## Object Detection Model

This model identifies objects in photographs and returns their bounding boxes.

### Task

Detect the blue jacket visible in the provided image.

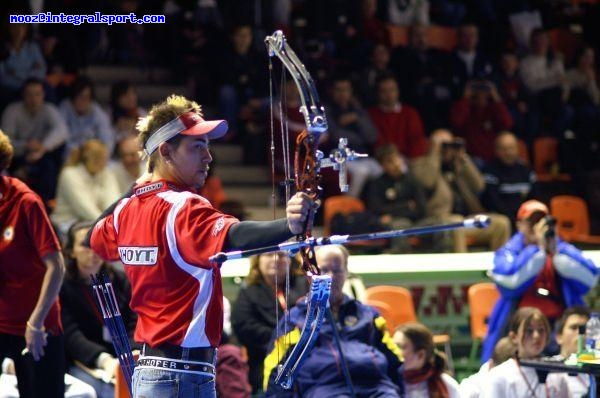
[482,233,598,362]
[264,295,404,397]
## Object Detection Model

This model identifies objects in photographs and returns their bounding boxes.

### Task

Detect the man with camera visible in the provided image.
[411,128,511,252]
[481,200,598,362]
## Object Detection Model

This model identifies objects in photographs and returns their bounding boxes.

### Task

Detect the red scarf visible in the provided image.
[404,364,449,398]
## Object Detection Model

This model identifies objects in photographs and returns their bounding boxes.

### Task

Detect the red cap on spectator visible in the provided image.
[517,200,549,221]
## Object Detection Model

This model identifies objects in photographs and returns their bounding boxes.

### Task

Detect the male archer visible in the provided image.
[89,95,313,398]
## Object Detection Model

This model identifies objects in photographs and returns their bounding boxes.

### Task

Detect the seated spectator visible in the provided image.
[367,144,451,253]
[0,23,46,107]
[60,221,137,398]
[360,0,388,46]
[326,75,382,198]
[449,23,494,98]
[358,43,394,107]
[264,245,404,397]
[459,337,516,398]
[231,251,308,395]
[555,306,591,397]
[493,50,535,146]
[565,45,600,171]
[411,129,511,252]
[482,200,598,362]
[59,76,115,156]
[109,136,144,194]
[484,307,571,397]
[393,24,454,132]
[393,322,460,397]
[382,0,430,26]
[368,74,428,159]
[109,80,146,141]
[51,139,121,235]
[1,77,68,203]
[519,28,572,138]
[449,79,513,164]
[217,25,268,144]
[482,131,538,226]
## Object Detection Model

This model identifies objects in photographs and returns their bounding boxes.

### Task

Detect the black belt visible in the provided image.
[142,343,217,365]
[137,357,216,375]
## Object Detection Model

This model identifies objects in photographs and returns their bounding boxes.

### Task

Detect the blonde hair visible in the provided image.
[0,130,14,171]
[65,139,108,167]
[136,95,203,172]
[245,252,302,286]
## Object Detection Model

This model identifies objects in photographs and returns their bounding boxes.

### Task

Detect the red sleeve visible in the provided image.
[175,197,239,268]
[90,214,120,261]
[492,101,513,130]
[406,107,427,158]
[22,193,61,259]
[449,98,471,130]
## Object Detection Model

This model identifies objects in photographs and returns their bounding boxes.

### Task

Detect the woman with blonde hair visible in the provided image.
[51,139,121,235]
[394,322,460,397]
[231,251,308,394]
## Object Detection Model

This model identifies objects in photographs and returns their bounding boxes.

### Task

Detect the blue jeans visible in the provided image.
[133,367,216,398]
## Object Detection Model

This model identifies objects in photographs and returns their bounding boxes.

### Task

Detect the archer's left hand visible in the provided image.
[286,192,315,235]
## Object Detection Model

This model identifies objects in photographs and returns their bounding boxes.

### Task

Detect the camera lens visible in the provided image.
[544,215,556,238]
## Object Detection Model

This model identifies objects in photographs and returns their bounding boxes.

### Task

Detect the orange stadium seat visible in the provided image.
[467,283,500,363]
[533,137,571,182]
[550,195,600,244]
[386,24,456,51]
[365,285,454,372]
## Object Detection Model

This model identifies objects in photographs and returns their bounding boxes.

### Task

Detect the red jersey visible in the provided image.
[0,176,62,336]
[90,180,238,348]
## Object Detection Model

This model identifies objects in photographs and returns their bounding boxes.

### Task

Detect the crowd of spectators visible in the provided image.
[2,0,600,247]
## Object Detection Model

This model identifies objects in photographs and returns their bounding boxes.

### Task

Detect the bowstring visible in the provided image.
[270,59,292,366]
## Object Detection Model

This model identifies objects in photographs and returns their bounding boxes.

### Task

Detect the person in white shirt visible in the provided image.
[555,307,591,398]
[51,139,121,236]
[459,336,516,398]
[484,307,571,398]
[1,77,68,202]
[109,136,144,194]
[394,322,460,398]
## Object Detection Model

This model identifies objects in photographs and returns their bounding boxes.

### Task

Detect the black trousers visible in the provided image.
[0,332,65,398]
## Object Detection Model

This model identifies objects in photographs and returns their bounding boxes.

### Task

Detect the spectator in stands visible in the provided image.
[0,130,66,398]
[393,24,454,132]
[554,306,591,397]
[449,23,494,97]
[218,25,268,144]
[381,0,430,26]
[411,128,511,252]
[51,139,121,235]
[109,136,144,194]
[393,322,460,397]
[459,337,516,398]
[484,307,570,397]
[59,75,115,156]
[482,200,598,362]
[110,80,146,141]
[366,144,444,253]
[449,79,513,163]
[231,251,308,394]
[493,50,535,146]
[1,77,68,203]
[326,75,382,198]
[358,43,394,107]
[360,0,388,46]
[0,23,46,106]
[264,245,404,397]
[60,221,137,398]
[519,28,572,139]
[565,45,600,171]
[482,131,538,225]
[368,74,428,159]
